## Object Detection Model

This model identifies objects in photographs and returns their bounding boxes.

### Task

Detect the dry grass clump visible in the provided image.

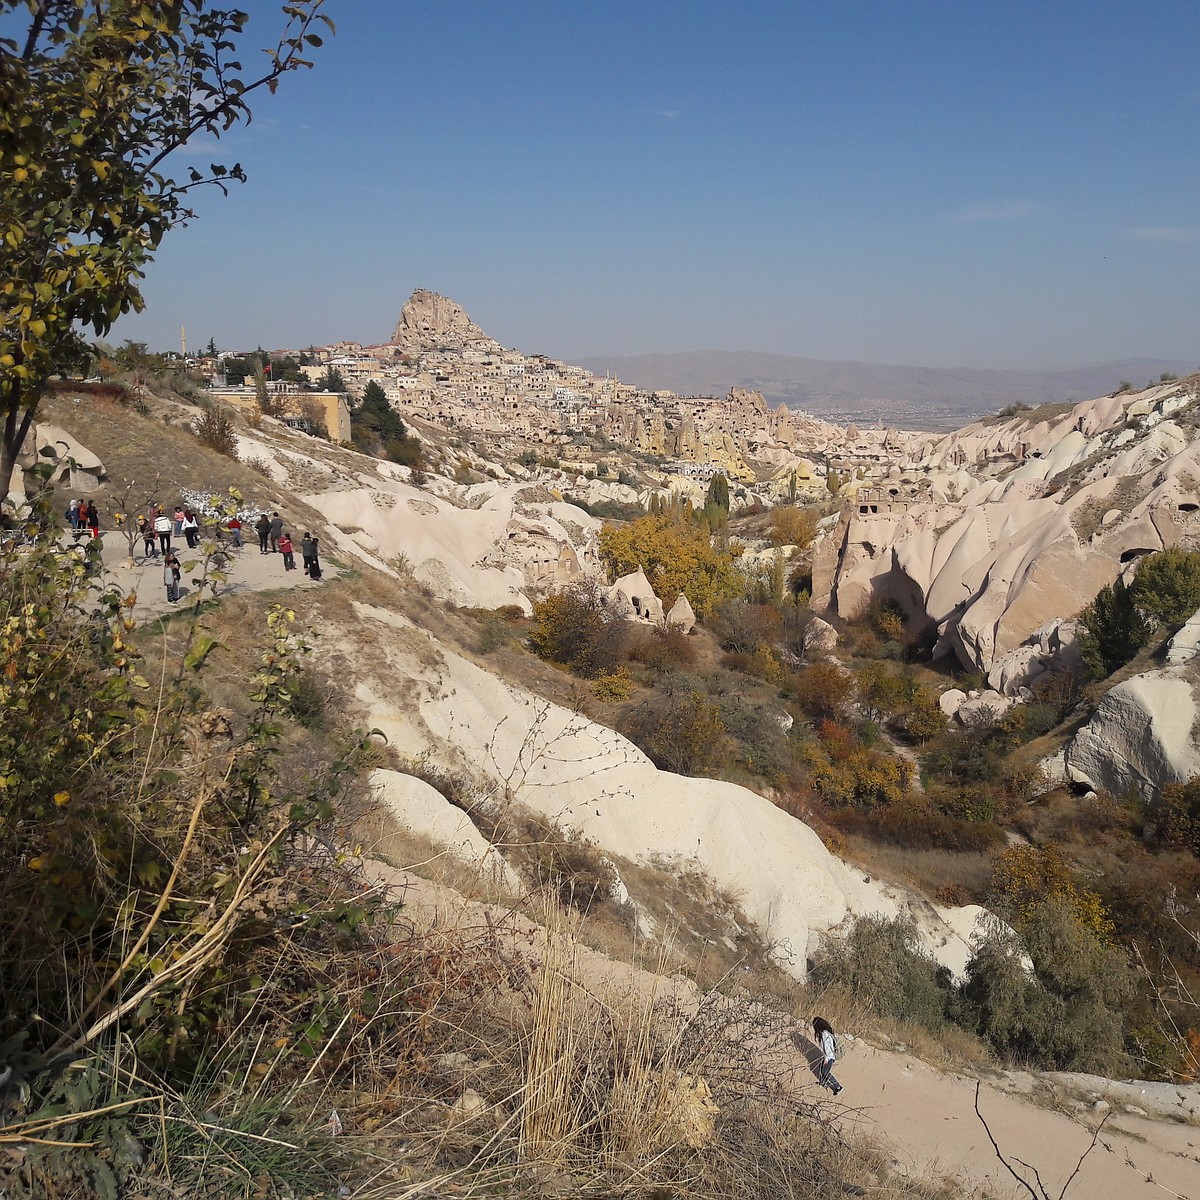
[336,902,952,1200]
[20,884,946,1200]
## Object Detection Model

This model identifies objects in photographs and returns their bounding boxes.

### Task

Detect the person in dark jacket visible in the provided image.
[300,532,317,576]
[138,512,156,558]
[85,500,99,538]
[268,511,284,553]
[164,551,181,602]
[255,513,271,554]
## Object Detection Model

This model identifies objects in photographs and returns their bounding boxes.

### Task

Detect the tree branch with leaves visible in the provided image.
[0,0,333,502]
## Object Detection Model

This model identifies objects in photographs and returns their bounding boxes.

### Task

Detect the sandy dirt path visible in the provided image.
[68,530,335,617]
[837,1041,1198,1199]
[370,862,1200,1200]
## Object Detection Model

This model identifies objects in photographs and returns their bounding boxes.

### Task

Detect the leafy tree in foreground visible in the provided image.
[0,0,333,501]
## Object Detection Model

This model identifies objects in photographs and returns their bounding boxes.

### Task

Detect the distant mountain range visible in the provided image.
[575,351,1199,430]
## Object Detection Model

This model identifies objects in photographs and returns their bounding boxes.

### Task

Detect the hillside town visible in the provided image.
[198,288,922,491]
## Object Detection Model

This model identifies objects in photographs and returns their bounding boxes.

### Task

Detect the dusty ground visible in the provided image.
[366,856,1200,1200]
[64,529,335,619]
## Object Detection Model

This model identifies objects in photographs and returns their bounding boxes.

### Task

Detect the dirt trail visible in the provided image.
[365,859,1200,1200]
[69,531,334,618]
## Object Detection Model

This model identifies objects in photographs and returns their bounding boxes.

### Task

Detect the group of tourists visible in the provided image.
[134,504,206,556]
[66,498,100,538]
[60,497,324,603]
[252,511,321,578]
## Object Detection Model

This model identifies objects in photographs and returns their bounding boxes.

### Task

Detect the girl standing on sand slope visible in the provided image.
[812,1017,843,1096]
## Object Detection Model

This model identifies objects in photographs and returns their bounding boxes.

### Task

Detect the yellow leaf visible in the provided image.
[28,857,43,871]
[54,791,70,807]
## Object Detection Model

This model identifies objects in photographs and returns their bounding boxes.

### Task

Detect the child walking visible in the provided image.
[164,552,181,603]
[812,1017,843,1096]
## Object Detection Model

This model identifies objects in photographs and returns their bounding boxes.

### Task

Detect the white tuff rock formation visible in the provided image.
[341,600,987,982]
[814,380,1200,672]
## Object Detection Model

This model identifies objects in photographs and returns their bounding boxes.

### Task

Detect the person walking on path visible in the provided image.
[154,508,172,553]
[67,498,81,534]
[812,1017,843,1096]
[173,505,185,535]
[268,511,284,553]
[278,532,296,571]
[138,513,157,559]
[85,500,100,539]
[255,513,271,554]
[182,509,200,549]
[228,515,243,549]
[163,551,181,603]
[300,532,317,576]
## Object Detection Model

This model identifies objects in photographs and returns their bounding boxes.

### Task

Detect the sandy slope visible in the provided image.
[370,861,1200,1200]
[843,1043,1198,1200]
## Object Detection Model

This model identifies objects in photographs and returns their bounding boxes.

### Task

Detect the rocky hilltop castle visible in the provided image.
[293,289,899,487]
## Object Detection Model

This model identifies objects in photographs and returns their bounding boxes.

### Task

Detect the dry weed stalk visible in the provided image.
[974,1080,1111,1200]
[517,903,589,1162]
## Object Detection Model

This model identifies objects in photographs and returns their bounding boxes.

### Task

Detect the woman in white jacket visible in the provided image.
[812,1016,843,1095]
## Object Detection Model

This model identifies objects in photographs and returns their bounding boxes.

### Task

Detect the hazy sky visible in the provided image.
[112,0,1199,370]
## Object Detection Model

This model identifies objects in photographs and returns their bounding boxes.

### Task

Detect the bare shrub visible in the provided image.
[710,599,781,653]
[620,687,729,776]
[629,622,696,672]
[193,402,239,458]
[502,814,618,911]
[528,580,627,678]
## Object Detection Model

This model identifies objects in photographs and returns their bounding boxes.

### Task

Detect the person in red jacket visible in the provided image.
[278,531,295,571]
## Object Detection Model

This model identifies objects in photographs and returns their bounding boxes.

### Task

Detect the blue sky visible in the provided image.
[112,0,1200,370]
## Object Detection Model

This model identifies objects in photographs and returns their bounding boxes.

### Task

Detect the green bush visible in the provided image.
[528,581,627,678]
[814,915,950,1029]
[1077,576,1151,678]
[1077,550,1200,679]
[193,402,239,457]
[959,900,1136,1073]
[619,689,728,776]
[1132,547,1200,626]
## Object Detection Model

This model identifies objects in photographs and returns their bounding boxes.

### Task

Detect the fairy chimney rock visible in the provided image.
[666,593,696,634]
[610,569,665,624]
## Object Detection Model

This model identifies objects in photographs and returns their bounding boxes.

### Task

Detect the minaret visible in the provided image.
[181,324,187,358]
